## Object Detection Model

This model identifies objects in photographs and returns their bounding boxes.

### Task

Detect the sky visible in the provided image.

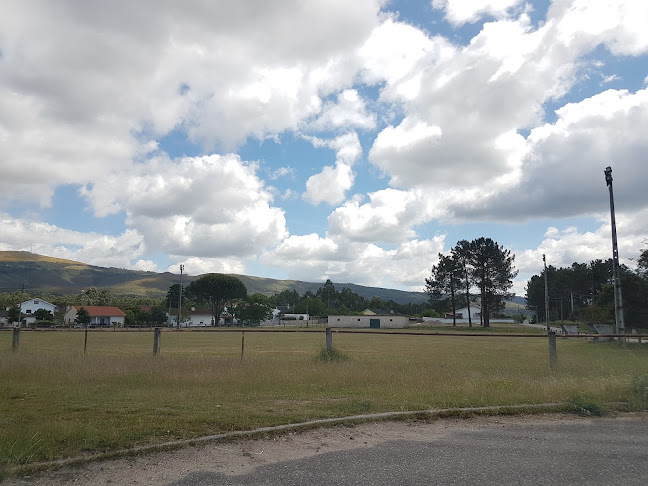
[1,0,647,297]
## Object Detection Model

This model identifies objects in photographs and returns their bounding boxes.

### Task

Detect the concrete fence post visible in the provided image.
[325,327,333,350]
[548,331,557,369]
[153,327,161,355]
[12,327,19,351]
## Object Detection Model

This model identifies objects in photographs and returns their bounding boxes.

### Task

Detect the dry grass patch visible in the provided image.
[1,329,647,476]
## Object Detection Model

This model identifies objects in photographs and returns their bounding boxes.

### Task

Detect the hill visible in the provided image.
[0,251,429,305]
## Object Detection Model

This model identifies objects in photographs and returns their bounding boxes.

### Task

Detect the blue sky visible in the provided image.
[1,0,647,296]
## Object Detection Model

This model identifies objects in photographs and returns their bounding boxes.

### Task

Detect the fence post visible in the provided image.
[325,327,333,350]
[548,331,557,369]
[84,327,89,355]
[12,327,19,351]
[241,331,245,360]
[153,327,161,355]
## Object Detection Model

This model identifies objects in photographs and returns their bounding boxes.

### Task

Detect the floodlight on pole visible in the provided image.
[604,166,625,344]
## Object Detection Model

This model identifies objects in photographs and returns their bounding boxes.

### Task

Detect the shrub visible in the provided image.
[30,320,55,328]
[629,375,648,404]
[316,346,349,362]
[566,393,605,416]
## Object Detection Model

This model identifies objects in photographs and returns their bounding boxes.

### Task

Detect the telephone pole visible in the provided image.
[604,166,625,344]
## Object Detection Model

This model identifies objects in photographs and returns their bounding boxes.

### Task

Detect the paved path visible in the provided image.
[165,415,648,486]
[12,413,648,486]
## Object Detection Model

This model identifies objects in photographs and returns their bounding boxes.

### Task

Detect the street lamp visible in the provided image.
[604,166,625,344]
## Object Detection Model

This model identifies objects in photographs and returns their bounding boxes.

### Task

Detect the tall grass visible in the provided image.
[1,329,647,473]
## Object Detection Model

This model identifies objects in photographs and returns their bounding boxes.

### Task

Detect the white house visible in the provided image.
[328,314,409,329]
[64,306,126,327]
[20,298,57,325]
[186,308,236,327]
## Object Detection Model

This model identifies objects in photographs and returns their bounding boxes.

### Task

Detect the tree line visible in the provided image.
[166,275,439,326]
[424,237,517,327]
[525,246,648,328]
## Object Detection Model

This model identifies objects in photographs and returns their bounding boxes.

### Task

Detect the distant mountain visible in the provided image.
[0,251,429,305]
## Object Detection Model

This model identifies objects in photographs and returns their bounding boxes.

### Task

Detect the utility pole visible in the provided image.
[177,264,184,330]
[543,254,550,333]
[604,166,625,344]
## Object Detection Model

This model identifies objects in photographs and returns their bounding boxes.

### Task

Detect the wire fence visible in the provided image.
[3,325,648,361]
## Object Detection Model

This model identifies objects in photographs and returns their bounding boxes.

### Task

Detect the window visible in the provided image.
[26,309,32,314]
[34,300,39,304]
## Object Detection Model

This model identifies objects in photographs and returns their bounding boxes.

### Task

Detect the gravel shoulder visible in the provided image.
[8,412,642,486]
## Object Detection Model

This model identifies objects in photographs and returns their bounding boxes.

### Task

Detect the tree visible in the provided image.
[452,240,475,327]
[165,284,185,309]
[638,244,648,279]
[186,274,247,326]
[316,279,337,309]
[147,305,167,326]
[8,305,20,325]
[467,237,517,327]
[76,307,91,327]
[234,293,273,324]
[425,254,462,326]
[33,308,54,321]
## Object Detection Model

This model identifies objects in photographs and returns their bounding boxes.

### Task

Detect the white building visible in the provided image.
[186,308,236,327]
[64,306,126,327]
[328,315,409,329]
[20,298,57,325]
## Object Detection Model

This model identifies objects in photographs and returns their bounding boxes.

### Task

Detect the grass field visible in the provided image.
[1,327,648,475]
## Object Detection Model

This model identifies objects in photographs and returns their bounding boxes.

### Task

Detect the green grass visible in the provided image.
[1,329,648,474]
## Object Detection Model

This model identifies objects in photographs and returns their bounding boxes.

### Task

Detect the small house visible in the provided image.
[19,298,57,325]
[64,306,126,327]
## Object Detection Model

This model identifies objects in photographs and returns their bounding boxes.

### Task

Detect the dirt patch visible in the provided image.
[4,413,616,486]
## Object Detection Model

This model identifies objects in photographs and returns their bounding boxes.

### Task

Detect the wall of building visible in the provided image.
[328,315,409,329]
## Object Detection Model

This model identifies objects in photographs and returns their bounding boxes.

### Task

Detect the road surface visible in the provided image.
[9,413,648,485]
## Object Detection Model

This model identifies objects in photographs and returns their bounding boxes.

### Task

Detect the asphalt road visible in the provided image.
[167,416,648,486]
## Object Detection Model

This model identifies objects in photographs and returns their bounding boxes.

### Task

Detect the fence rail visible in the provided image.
[4,326,647,368]
[2,326,648,339]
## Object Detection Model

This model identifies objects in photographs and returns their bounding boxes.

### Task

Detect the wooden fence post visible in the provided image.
[241,331,245,360]
[12,327,19,351]
[153,327,161,355]
[325,327,333,350]
[84,327,89,355]
[548,331,557,369]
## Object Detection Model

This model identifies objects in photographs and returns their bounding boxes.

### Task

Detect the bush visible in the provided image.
[566,393,605,416]
[629,375,648,404]
[316,346,348,361]
[30,320,55,328]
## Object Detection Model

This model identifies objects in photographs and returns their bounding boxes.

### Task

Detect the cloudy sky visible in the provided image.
[1,0,647,296]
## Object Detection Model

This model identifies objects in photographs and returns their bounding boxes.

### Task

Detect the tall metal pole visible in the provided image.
[604,166,625,344]
[177,264,184,330]
[543,254,550,334]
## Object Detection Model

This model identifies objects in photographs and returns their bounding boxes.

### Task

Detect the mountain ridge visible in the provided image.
[0,251,429,305]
